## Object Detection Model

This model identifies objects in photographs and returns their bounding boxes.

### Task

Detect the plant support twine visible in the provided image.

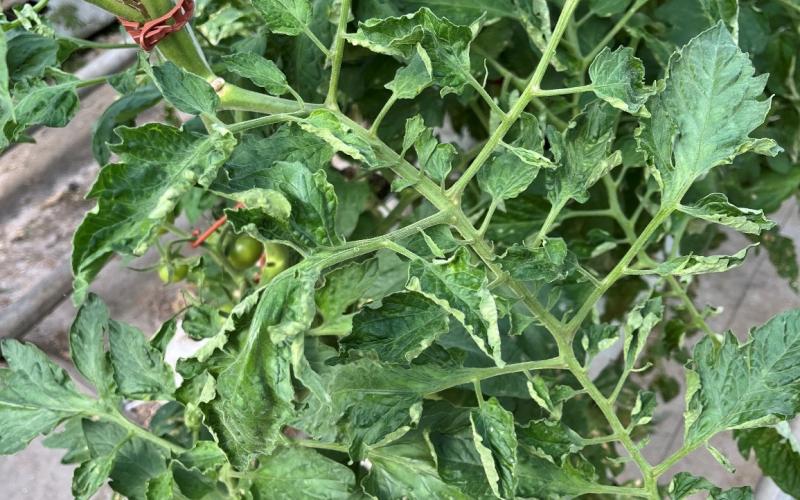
[118,0,194,51]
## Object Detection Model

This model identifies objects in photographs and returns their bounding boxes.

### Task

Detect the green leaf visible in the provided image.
[626,245,754,277]
[341,291,450,364]
[0,340,98,454]
[205,268,318,466]
[385,44,433,100]
[623,297,663,372]
[637,23,780,203]
[72,124,235,301]
[678,193,775,235]
[42,417,90,464]
[4,69,80,145]
[251,0,312,36]
[6,32,58,82]
[516,452,601,498]
[347,8,477,96]
[108,322,176,400]
[735,423,800,498]
[470,398,518,498]
[69,294,115,398]
[91,86,162,165]
[363,438,469,499]
[408,247,504,367]
[225,161,341,249]
[73,455,114,500]
[546,100,622,204]
[630,390,657,427]
[589,46,652,116]
[684,309,800,447]
[222,52,292,96]
[249,447,356,498]
[410,121,456,185]
[0,30,14,150]
[668,472,754,500]
[498,238,576,283]
[151,62,219,115]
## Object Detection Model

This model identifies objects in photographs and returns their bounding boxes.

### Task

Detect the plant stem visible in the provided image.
[218,85,317,114]
[291,438,348,453]
[468,74,506,118]
[139,0,214,78]
[447,0,581,199]
[59,36,139,49]
[532,84,595,97]
[105,410,187,455]
[325,0,352,109]
[477,200,498,237]
[81,0,145,22]
[666,275,716,336]
[531,197,568,248]
[370,94,398,135]
[303,27,332,58]
[226,113,304,134]
[583,0,649,66]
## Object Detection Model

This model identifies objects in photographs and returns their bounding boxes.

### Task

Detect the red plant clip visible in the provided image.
[191,202,245,248]
[118,0,195,51]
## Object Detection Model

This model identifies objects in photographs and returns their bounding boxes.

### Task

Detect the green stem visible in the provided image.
[218,85,317,114]
[468,74,506,118]
[81,0,145,22]
[581,433,619,445]
[291,438,349,453]
[370,94,398,135]
[530,197,568,248]
[325,0,352,109]
[447,0,581,198]
[226,113,305,134]
[477,200,498,237]
[303,27,332,58]
[583,0,649,66]
[105,410,187,455]
[59,36,139,49]
[532,84,595,97]
[139,0,214,78]
[666,275,716,336]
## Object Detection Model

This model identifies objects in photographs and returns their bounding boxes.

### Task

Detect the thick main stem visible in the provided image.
[325,0,352,109]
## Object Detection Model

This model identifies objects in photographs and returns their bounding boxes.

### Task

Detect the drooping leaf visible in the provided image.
[678,193,775,235]
[91,86,162,165]
[385,44,433,100]
[498,238,576,283]
[683,309,800,448]
[299,109,387,169]
[72,124,235,301]
[637,23,780,203]
[3,69,80,145]
[589,46,652,116]
[408,247,504,366]
[623,297,663,372]
[516,419,584,465]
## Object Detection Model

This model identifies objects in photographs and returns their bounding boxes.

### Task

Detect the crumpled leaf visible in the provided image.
[678,193,775,235]
[589,46,652,116]
[470,398,518,498]
[222,52,292,96]
[498,238,576,283]
[347,8,477,96]
[385,44,433,100]
[299,109,388,169]
[251,0,312,36]
[627,245,754,277]
[668,472,753,500]
[249,447,356,497]
[151,62,219,115]
[407,248,504,367]
[735,423,800,498]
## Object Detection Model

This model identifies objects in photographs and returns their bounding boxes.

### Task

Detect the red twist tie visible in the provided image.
[118,0,195,51]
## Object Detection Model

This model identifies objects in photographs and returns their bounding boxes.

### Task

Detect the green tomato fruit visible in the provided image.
[227,235,264,269]
[260,243,290,283]
[158,264,188,283]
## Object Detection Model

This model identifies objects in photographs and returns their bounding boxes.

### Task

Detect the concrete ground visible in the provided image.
[0,84,798,498]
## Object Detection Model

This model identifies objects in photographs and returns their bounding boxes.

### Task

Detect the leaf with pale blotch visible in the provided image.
[408,248,504,367]
[224,161,341,250]
[151,62,218,115]
[470,398,518,498]
[668,472,753,500]
[516,419,583,465]
[679,193,775,235]
[736,423,800,498]
[546,100,622,205]
[69,294,115,398]
[623,297,663,372]
[637,23,780,202]
[222,52,291,96]
[347,8,476,96]
[630,390,657,427]
[516,450,601,498]
[385,44,433,100]
[341,291,449,364]
[251,0,312,36]
[589,46,653,116]
[684,309,800,448]
[626,245,755,277]
[412,124,456,185]
[499,238,576,283]
[72,124,235,302]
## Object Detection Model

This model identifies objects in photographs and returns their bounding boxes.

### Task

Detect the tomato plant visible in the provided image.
[2,0,800,498]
